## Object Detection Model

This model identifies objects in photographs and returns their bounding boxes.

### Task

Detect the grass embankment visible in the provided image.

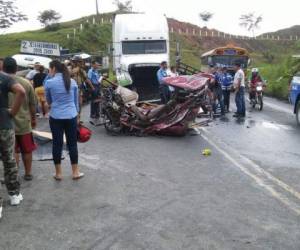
[0,14,113,57]
[252,52,300,99]
[1,14,300,99]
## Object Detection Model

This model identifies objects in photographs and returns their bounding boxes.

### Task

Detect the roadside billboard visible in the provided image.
[21,40,61,57]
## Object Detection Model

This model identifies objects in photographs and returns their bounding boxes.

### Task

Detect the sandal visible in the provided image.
[72,172,85,180]
[53,175,62,181]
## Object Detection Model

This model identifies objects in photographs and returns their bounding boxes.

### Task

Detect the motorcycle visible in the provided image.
[250,81,266,111]
[101,73,212,136]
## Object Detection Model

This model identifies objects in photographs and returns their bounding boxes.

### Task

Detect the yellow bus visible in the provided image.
[201,45,250,73]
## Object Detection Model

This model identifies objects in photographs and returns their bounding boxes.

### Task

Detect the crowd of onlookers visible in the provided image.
[0,55,264,219]
[157,61,264,119]
[0,56,103,219]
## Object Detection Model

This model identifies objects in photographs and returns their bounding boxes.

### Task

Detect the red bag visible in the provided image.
[77,125,92,143]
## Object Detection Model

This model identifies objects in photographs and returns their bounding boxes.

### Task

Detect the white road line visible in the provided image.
[246,97,292,114]
[264,101,292,114]
[201,129,300,215]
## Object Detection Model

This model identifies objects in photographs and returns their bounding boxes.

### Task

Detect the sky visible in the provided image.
[4,0,300,36]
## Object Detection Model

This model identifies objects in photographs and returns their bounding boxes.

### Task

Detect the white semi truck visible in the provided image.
[112,13,170,100]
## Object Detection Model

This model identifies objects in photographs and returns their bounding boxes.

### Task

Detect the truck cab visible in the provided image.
[113,13,169,100]
[290,72,300,125]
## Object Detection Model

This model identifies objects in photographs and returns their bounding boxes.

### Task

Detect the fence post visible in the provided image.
[80,23,83,31]
[277,36,280,40]
[178,29,182,34]
[212,31,214,37]
[296,35,298,40]
[205,31,208,37]
[199,30,202,37]
[186,28,189,35]
[193,29,195,36]
[93,17,95,25]
[171,27,174,33]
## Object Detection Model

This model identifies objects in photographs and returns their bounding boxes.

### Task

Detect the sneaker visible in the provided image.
[9,193,23,206]
[24,174,33,181]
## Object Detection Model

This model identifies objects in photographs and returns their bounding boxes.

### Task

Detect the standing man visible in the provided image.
[0,66,25,219]
[72,57,94,117]
[233,62,246,118]
[4,57,37,181]
[88,61,102,125]
[157,61,170,104]
[221,67,233,112]
[211,66,225,117]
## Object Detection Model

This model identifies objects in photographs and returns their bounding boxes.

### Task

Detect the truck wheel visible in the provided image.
[296,101,300,126]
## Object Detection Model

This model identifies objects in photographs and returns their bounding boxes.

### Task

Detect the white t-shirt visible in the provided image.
[26,69,38,80]
[233,69,245,88]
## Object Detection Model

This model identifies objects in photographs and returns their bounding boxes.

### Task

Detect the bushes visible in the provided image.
[259,57,300,99]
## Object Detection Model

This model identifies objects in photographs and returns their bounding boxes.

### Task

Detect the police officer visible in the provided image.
[157,61,170,104]
[221,67,233,112]
[211,65,225,117]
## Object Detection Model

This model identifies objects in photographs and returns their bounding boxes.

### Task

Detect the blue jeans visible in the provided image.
[222,89,231,111]
[159,84,170,104]
[90,84,100,118]
[213,87,225,115]
[49,117,78,165]
[235,86,246,116]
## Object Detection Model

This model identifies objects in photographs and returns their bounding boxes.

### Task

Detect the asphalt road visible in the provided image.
[0,96,300,250]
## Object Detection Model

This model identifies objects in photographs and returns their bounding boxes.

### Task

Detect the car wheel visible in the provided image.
[296,101,300,126]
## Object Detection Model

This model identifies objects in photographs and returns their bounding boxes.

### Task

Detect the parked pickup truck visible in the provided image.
[290,72,300,125]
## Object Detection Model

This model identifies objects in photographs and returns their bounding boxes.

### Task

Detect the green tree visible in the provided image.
[0,0,28,30]
[37,9,61,28]
[239,13,263,37]
[199,11,213,27]
[113,0,132,12]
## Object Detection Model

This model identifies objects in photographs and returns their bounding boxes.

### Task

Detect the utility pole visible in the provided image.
[96,0,99,15]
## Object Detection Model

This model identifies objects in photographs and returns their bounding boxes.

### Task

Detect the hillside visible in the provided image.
[1,13,299,62]
[0,12,299,98]
[263,25,300,38]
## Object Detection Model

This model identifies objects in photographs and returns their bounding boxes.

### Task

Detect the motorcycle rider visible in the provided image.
[249,68,263,102]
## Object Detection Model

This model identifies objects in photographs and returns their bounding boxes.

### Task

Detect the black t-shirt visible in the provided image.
[33,72,47,89]
[0,72,16,129]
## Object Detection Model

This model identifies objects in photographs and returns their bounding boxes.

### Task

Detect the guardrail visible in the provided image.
[66,17,300,42]
[169,26,299,41]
